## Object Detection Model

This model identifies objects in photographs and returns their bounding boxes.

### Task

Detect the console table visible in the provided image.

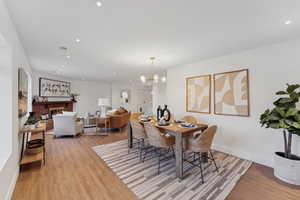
[19,121,46,169]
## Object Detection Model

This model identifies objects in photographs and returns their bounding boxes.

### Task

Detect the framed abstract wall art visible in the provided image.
[18,68,28,118]
[213,69,250,116]
[186,75,211,114]
[39,78,71,98]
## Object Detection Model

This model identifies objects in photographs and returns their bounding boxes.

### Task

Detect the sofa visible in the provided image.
[53,112,83,137]
[106,108,130,130]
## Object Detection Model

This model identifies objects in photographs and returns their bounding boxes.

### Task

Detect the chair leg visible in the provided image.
[142,147,148,163]
[171,146,175,157]
[158,148,161,175]
[139,139,144,162]
[193,152,196,162]
[209,151,219,172]
[198,153,204,184]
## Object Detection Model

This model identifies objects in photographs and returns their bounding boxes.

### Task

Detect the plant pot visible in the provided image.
[274,152,300,185]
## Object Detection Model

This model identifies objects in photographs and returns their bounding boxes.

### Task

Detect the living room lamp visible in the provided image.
[98,98,111,117]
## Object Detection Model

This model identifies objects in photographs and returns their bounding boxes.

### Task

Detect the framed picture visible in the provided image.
[213,69,250,116]
[18,68,28,118]
[186,75,211,114]
[39,78,71,98]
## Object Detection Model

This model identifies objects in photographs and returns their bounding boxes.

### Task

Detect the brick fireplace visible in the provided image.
[32,101,75,130]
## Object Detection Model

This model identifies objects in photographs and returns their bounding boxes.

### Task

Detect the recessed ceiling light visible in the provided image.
[96,1,102,7]
[75,38,80,43]
[285,20,292,25]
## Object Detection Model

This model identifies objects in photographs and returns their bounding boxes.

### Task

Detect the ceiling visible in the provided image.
[5,0,300,82]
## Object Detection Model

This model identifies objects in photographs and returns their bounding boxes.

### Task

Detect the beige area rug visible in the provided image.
[93,140,252,200]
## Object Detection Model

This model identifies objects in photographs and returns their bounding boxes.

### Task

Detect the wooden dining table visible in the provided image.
[128,119,208,180]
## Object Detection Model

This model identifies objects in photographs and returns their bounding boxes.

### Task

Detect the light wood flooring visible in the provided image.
[13,130,300,200]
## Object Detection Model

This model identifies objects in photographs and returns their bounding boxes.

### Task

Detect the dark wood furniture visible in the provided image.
[32,101,75,130]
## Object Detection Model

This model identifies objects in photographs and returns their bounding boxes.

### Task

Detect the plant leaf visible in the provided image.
[279,120,289,128]
[291,122,300,129]
[269,123,281,129]
[286,108,298,117]
[276,91,288,95]
[287,84,300,93]
[275,107,286,118]
[290,92,299,101]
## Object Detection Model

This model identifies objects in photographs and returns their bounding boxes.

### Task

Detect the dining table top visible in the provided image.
[155,122,208,134]
[137,117,208,135]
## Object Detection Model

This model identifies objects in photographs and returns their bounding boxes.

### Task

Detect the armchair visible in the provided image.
[53,114,83,137]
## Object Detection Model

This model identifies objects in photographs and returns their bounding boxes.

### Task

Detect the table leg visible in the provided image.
[128,123,133,148]
[20,133,25,163]
[175,132,183,180]
[43,130,45,165]
[201,152,208,163]
[104,118,109,136]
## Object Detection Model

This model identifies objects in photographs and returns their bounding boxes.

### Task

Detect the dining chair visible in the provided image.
[182,115,198,124]
[185,125,219,183]
[128,119,147,161]
[143,123,175,175]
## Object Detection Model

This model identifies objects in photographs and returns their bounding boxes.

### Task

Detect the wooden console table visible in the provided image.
[19,121,46,169]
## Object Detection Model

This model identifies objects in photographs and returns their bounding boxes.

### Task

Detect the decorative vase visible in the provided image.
[157,105,162,121]
[162,105,171,122]
[274,152,300,185]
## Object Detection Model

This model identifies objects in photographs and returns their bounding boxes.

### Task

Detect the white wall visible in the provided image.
[111,82,154,114]
[0,0,33,199]
[32,71,111,115]
[167,38,300,168]
[111,82,136,111]
[152,82,167,114]
[72,80,111,114]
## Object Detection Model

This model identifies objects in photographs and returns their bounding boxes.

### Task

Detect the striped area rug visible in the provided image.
[93,140,252,200]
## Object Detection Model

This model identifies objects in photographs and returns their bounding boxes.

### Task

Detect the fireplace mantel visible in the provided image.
[32,101,75,130]
[33,101,75,106]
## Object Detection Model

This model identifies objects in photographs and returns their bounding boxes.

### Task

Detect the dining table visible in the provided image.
[128,118,208,180]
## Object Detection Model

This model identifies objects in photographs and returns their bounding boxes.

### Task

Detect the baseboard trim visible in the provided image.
[213,143,273,168]
[5,167,19,200]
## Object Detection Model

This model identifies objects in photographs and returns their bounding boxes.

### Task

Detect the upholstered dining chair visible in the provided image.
[185,125,219,184]
[182,115,198,124]
[129,119,147,159]
[143,123,175,175]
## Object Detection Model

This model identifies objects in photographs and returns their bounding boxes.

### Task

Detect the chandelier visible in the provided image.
[140,57,167,84]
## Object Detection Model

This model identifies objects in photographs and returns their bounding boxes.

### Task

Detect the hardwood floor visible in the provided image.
[13,130,300,200]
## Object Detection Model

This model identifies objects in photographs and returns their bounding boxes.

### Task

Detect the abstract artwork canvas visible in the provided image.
[39,78,71,97]
[214,69,249,116]
[18,68,28,118]
[186,75,211,113]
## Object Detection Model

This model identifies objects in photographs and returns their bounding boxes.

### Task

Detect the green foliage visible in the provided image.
[260,84,300,159]
[260,84,300,137]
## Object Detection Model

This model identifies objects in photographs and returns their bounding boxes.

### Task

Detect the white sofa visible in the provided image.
[53,112,83,137]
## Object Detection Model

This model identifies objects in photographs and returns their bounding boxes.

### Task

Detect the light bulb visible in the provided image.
[153,74,159,82]
[140,75,146,83]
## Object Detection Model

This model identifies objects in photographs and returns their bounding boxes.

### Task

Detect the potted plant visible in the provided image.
[260,84,300,185]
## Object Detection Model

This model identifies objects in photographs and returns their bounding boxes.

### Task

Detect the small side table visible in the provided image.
[96,116,111,135]
[19,121,46,170]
